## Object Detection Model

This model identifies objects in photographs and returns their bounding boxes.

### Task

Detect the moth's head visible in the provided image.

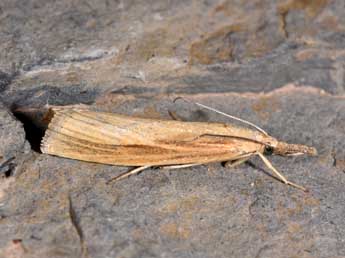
[264,141,317,157]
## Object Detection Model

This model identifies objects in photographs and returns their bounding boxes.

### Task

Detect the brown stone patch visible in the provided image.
[278,0,329,18]
[189,24,245,65]
[334,158,345,172]
[133,105,164,119]
[252,97,280,121]
[278,0,329,37]
[159,222,191,240]
[295,49,318,62]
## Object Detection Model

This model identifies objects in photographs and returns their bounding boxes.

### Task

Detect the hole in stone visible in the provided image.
[4,167,13,177]
[0,157,15,177]
[11,105,53,153]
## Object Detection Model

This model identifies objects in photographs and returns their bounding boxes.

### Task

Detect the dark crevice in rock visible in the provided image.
[10,107,50,153]
[2,85,97,154]
[68,195,89,258]
[0,157,15,177]
[3,161,15,177]
[332,153,345,173]
[4,169,12,177]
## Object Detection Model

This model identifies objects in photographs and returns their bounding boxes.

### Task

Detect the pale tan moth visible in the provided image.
[41,103,317,191]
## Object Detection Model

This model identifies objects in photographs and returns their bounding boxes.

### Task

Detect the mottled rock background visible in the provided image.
[0,1,344,258]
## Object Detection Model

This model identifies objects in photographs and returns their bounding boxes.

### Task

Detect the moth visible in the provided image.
[41,103,317,191]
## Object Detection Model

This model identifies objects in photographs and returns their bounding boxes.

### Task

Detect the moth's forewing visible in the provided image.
[41,109,266,166]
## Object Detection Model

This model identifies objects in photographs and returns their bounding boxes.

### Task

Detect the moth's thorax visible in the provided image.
[255,134,279,147]
[223,124,275,143]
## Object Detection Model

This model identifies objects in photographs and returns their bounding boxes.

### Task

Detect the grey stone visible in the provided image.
[0,101,28,176]
[0,92,345,258]
[0,71,12,92]
[0,0,344,257]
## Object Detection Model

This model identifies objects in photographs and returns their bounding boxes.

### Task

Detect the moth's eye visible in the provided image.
[264,146,274,155]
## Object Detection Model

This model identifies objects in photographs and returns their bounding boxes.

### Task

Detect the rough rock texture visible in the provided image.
[0,1,344,258]
[0,101,29,175]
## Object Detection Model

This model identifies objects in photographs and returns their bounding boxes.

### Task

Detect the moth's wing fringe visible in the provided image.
[41,108,113,153]
[41,109,69,153]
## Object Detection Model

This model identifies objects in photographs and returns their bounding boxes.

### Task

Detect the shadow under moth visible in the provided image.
[41,103,317,191]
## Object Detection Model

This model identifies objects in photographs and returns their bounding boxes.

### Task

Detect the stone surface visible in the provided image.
[0,0,344,258]
[0,101,28,175]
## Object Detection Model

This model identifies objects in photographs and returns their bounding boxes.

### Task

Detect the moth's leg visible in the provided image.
[223,152,255,168]
[223,157,250,168]
[168,110,184,121]
[160,163,200,170]
[107,165,151,184]
[256,152,307,192]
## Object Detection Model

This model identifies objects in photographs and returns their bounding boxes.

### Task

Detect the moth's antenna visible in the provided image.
[173,97,268,136]
[194,102,269,136]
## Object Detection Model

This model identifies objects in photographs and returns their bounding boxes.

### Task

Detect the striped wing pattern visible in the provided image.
[41,109,263,166]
